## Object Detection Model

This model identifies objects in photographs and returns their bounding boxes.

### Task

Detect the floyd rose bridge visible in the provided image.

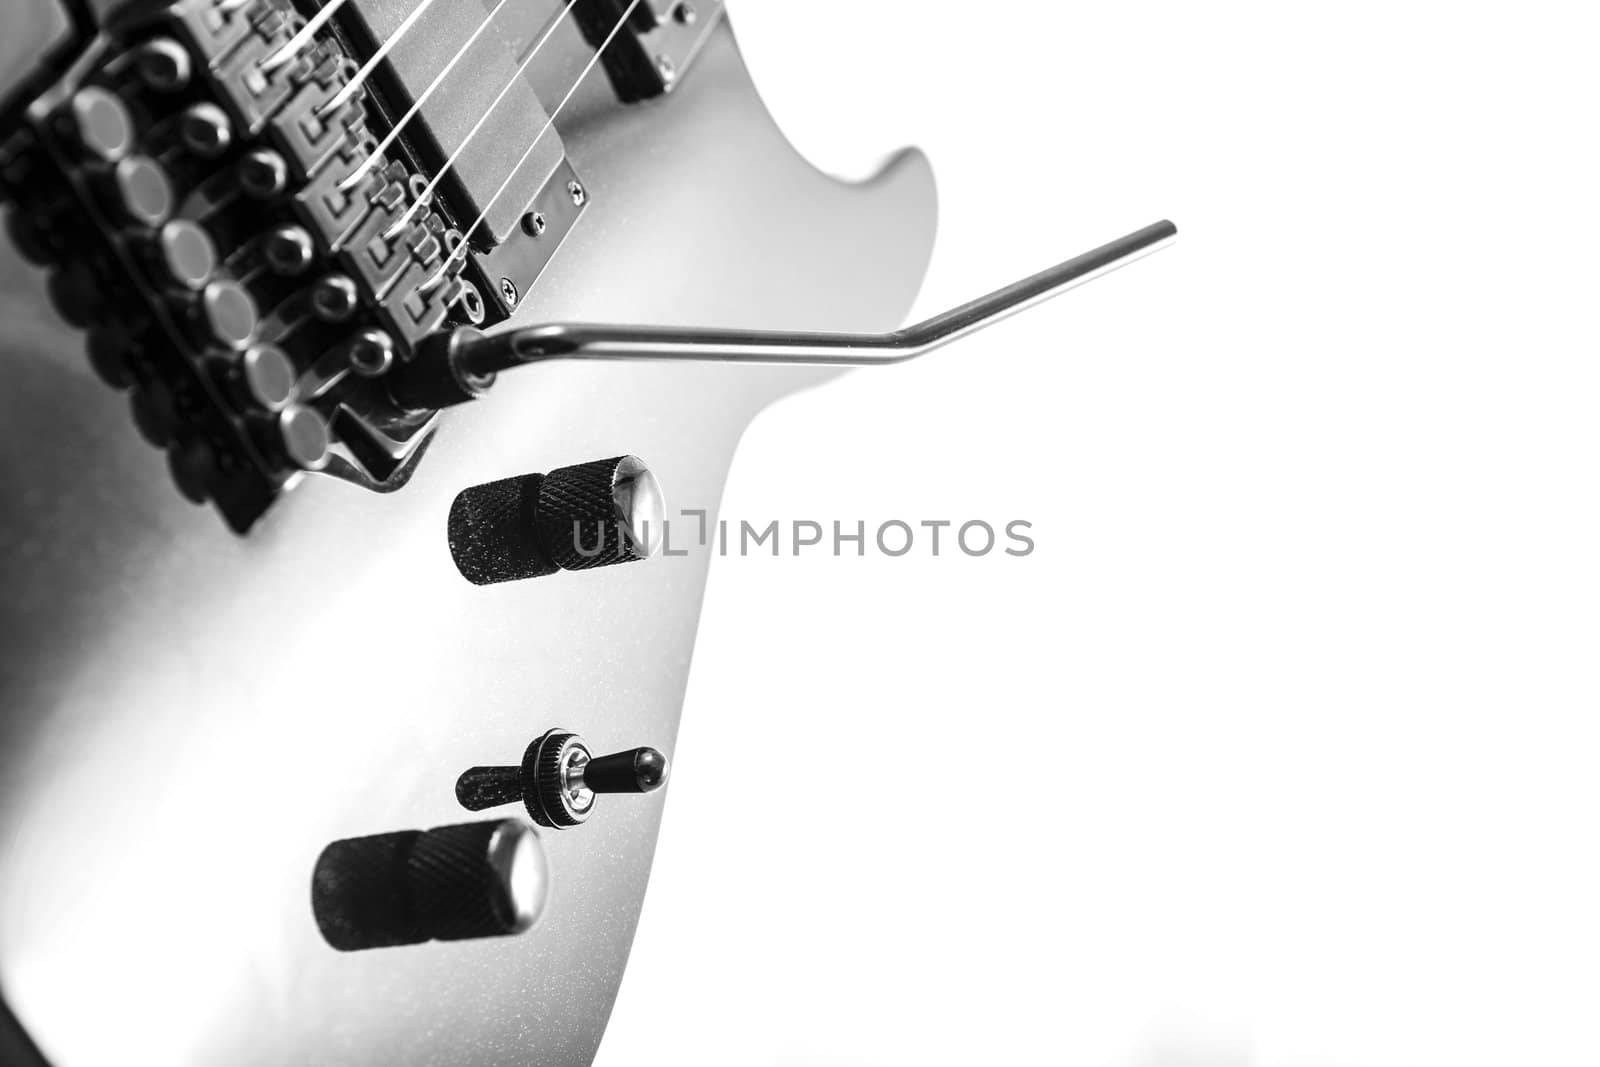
[0,0,1174,532]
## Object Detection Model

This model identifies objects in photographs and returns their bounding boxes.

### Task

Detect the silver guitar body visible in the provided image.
[0,17,936,1064]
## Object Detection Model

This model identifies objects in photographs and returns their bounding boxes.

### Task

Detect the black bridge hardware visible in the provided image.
[327,0,590,318]
[0,0,591,531]
[573,0,725,102]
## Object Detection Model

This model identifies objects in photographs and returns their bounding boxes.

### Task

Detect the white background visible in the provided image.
[602,2,1600,1065]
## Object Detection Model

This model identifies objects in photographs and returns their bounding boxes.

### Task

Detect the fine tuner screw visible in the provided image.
[456,729,670,829]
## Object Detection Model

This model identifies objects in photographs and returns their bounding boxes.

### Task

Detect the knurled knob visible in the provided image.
[312,818,549,952]
[447,455,664,585]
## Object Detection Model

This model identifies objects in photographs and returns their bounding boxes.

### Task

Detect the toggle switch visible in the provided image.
[447,455,664,585]
[311,818,549,952]
[456,729,670,829]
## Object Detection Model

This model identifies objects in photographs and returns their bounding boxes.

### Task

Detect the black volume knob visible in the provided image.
[456,729,670,829]
[312,818,549,952]
[448,456,664,585]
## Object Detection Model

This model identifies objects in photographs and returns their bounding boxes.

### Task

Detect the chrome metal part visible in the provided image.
[459,220,1176,373]
[456,729,671,830]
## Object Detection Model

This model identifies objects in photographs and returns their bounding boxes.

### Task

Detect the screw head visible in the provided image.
[567,180,586,207]
[311,275,360,323]
[521,211,548,237]
[656,55,677,86]
[178,103,233,159]
[499,277,519,306]
[674,2,698,24]
[137,39,192,92]
[263,225,314,276]
[239,149,289,199]
[348,329,395,378]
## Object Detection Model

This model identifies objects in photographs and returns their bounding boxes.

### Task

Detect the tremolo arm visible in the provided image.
[393,220,1178,409]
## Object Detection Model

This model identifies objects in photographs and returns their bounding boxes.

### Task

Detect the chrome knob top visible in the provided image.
[447,455,665,585]
[456,729,671,830]
[537,455,665,569]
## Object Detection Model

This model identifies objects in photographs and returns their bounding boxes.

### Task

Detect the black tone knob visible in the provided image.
[447,455,664,585]
[456,729,671,829]
[312,818,549,952]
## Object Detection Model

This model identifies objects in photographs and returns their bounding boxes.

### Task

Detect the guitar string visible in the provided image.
[382,0,584,241]
[337,0,517,191]
[218,0,639,299]
[260,0,356,71]
[420,0,644,292]
[209,0,535,197]
[316,0,450,118]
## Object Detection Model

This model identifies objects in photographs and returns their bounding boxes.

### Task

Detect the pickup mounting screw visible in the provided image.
[674,3,698,24]
[656,56,677,86]
[521,211,547,237]
[567,180,586,206]
[499,277,518,306]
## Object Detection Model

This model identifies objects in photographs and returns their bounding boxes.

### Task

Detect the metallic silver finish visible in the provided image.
[347,329,396,379]
[487,820,552,934]
[0,17,936,1067]
[177,102,232,159]
[133,38,191,92]
[467,220,1176,372]
[561,745,597,817]
[455,279,487,325]
[612,455,665,559]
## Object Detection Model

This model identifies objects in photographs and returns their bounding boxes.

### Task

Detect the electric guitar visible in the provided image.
[0,1,1173,1063]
